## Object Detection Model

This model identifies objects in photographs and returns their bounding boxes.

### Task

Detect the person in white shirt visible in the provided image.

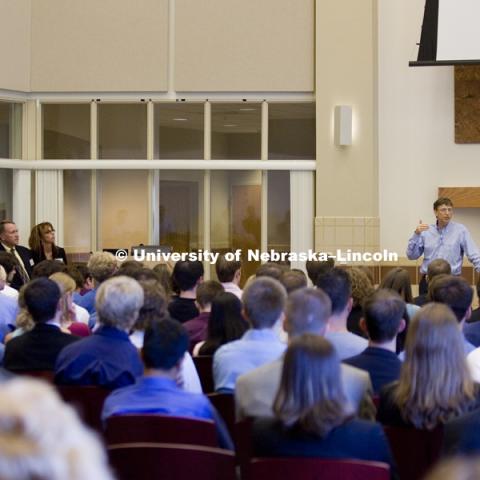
[215,253,242,300]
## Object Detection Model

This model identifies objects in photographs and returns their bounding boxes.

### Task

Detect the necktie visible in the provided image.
[10,247,30,285]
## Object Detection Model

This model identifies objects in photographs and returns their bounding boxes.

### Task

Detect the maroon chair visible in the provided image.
[207,392,235,437]
[15,370,55,382]
[248,457,390,480]
[193,355,214,393]
[108,442,236,480]
[104,414,218,447]
[383,425,443,480]
[56,385,111,433]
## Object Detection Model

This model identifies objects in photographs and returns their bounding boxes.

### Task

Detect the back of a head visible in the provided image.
[379,268,413,303]
[208,291,246,339]
[87,252,117,284]
[305,257,335,285]
[152,263,173,296]
[196,280,224,309]
[215,254,241,283]
[135,281,168,331]
[242,277,286,329]
[49,272,76,296]
[96,276,144,330]
[280,270,308,294]
[427,258,451,280]
[348,267,375,307]
[172,260,204,292]
[32,260,68,279]
[363,289,405,342]
[0,378,113,480]
[24,278,61,324]
[273,334,348,437]
[286,288,331,338]
[315,267,351,315]
[429,274,473,322]
[0,252,17,276]
[143,318,188,370]
[255,262,285,281]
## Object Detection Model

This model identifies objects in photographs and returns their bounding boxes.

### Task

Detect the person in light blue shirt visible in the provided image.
[213,277,287,392]
[406,197,480,276]
[102,317,233,449]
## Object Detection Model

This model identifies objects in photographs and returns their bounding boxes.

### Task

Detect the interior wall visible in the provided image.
[378,0,480,256]
[0,0,31,91]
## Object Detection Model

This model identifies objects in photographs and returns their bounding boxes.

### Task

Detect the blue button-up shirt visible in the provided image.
[406,221,480,275]
[102,376,233,449]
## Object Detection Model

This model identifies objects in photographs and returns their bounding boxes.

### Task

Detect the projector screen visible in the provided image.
[437,0,480,61]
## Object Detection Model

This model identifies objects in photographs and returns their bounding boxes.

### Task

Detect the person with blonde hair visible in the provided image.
[0,377,113,480]
[378,303,480,430]
[28,222,67,265]
[49,272,90,337]
[347,266,375,337]
[252,334,395,473]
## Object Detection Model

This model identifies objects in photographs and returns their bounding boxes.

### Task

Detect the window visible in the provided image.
[0,169,12,220]
[0,102,22,159]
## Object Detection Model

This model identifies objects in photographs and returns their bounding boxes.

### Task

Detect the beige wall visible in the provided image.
[30,0,168,92]
[175,0,314,92]
[0,0,31,92]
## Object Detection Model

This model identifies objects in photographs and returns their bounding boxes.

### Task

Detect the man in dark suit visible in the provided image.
[4,278,79,372]
[0,220,34,290]
[344,289,405,394]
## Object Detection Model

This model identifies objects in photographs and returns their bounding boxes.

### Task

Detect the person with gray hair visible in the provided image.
[236,288,376,421]
[55,276,144,389]
[213,276,287,392]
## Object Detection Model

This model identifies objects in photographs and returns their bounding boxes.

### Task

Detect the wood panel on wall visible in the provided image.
[455,66,480,143]
[438,187,480,208]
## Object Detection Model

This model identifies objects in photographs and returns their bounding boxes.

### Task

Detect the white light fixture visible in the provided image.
[334,105,352,146]
[223,124,237,127]
[173,117,188,121]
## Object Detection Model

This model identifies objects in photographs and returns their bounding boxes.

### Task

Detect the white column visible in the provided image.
[35,170,63,242]
[12,170,31,244]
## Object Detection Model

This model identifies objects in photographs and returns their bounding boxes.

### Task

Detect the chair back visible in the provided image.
[207,392,235,436]
[105,414,218,447]
[193,355,214,393]
[249,457,390,480]
[108,442,236,480]
[384,425,443,480]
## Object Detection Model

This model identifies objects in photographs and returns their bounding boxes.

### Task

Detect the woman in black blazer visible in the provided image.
[28,222,68,265]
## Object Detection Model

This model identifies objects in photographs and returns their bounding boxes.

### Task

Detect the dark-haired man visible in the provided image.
[215,253,242,299]
[102,318,233,449]
[4,278,79,372]
[344,290,405,394]
[168,260,204,323]
[413,258,451,307]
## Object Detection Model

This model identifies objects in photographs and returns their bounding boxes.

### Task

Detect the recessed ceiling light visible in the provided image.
[223,124,237,127]
[173,118,188,121]
[239,108,256,111]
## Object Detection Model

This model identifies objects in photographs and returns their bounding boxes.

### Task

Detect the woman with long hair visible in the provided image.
[252,334,395,471]
[378,303,480,430]
[29,222,67,265]
[195,292,248,356]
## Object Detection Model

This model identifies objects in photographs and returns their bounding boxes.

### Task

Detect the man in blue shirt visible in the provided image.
[407,197,480,277]
[102,318,233,449]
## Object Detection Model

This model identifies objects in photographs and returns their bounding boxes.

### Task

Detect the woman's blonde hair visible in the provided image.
[348,267,374,307]
[0,378,114,480]
[49,272,76,325]
[15,286,34,332]
[395,303,476,429]
[273,334,352,437]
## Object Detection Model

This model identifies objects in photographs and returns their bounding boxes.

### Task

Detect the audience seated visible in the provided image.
[152,263,174,298]
[4,278,79,372]
[0,265,18,340]
[70,264,94,297]
[31,259,67,279]
[251,334,396,474]
[468,278,480,324]
[213,277,286,392]
[194,291,248,357]
[102,318,233,450]
[236,288,375,421]
[184,280,224,350]
[305,257,335,286]
[279,269,308,294]
[0,378,114,480]
[54,276,144,389]
[346,267,375,338]
[344,290,405,394]
[316,268,368,359]
[215,253,243,299]
[0,252,19,299]
[413,258,451,307]
[378,303,480,429]
[255,262,285,281]
[168,260,204,323]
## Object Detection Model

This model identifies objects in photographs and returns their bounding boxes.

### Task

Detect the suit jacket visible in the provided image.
[0,244,34,290]
[235,358,376,422]
[442,407,480,456]
[31,246,68,265]
[4,323,80,372]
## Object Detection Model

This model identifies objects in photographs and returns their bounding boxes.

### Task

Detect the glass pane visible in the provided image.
[211,104,261,159]
[98,104,147,159]
[159,170,204,252]
[154,103,204,159]
[211,170,262,285]
[0,102,22,158]
[269,103,315,159]
[268,171,290,253]
[64,170,92,255]
[98,170,150,249]
[0,169,13,220]
[43,104,90,159]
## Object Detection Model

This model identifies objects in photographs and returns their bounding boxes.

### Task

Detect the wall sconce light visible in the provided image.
[334,105,352,146]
